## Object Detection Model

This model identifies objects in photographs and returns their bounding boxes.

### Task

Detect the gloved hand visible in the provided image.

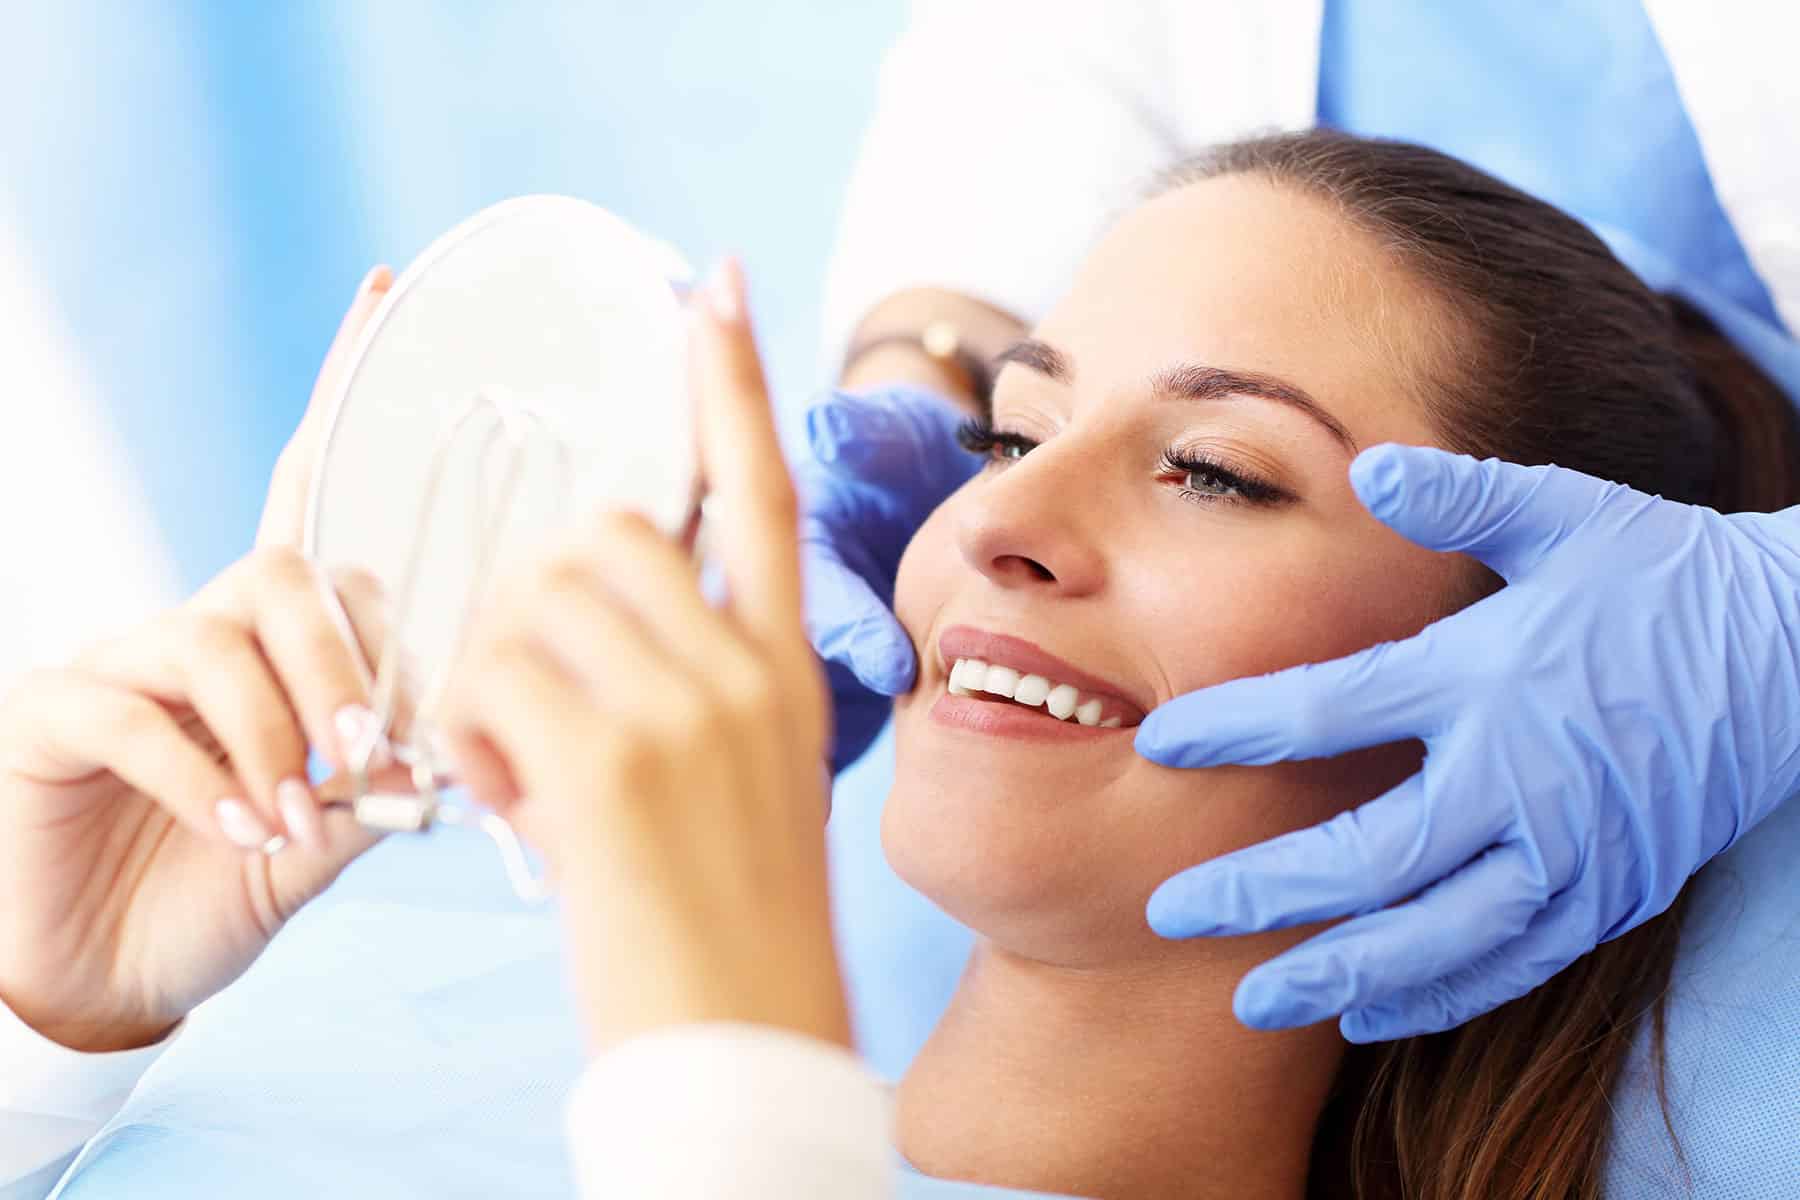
[1135,443,1800,1042]
[798,386,982,772]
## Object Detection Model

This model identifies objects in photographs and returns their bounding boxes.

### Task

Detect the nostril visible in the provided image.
[993,554,1055,582]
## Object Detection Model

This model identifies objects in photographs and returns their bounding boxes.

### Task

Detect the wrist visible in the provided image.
[1,984,180,1054]
[838,287,1025,415]
[840,341,981,412]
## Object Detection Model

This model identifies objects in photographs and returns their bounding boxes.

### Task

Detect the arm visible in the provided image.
[565,1026,891,1199]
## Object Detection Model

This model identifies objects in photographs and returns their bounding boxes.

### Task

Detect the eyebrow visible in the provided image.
[993,338,1356,452]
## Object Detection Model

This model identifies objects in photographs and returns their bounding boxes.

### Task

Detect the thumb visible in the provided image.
[1349,444,1621,581]
[263,767,397,924]
[800,537,917,695]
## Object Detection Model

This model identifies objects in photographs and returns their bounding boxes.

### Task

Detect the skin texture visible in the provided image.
[885,175,1480,1198]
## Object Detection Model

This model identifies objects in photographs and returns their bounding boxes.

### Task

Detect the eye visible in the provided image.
[1159,449,1288,506]
[1184,461,1247,497]
[956,417,1039,463]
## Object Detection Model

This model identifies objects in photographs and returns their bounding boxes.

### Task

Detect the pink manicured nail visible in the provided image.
[216,798,272,850]
[357,264,391,296]
[276,778,326,853]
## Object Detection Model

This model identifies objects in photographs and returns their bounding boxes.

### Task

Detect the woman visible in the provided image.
[2,133,1790,1198]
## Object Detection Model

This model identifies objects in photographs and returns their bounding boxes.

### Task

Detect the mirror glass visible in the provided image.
[305,195,695,705]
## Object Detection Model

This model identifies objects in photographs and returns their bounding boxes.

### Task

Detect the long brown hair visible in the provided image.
[1159,131,1799,1199]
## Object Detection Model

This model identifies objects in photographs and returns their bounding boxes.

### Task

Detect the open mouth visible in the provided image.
[945,656,1139,728]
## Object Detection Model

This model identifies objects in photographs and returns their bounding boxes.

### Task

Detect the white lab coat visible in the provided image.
[4,4,1795,1197]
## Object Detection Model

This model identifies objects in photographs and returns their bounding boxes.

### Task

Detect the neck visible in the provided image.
[895,940,1343,1200]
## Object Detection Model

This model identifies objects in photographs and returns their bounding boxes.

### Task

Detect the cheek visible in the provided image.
[882,496,1456,963]
[1136,515,1455,693]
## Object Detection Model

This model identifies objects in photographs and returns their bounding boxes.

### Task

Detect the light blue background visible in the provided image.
[0,2,906,587]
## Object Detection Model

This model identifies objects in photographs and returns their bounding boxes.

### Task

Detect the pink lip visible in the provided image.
[936,625,1150,725]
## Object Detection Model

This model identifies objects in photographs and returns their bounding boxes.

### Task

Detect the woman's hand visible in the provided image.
[441,261,850,1053]
[0,268,400,1053]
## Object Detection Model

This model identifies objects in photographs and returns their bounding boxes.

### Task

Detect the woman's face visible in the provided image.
[887,175,1475,964]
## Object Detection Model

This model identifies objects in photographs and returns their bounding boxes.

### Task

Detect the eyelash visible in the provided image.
[954,416,1289,506]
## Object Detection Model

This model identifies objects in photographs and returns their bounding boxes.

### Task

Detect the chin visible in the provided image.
[883,711,1182,964]
[883,701,1425,966]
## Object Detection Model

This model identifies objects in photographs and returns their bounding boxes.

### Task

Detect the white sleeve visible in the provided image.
[819,0,1184,374]
[818,0,1320,378]
[0,997,175,1200]
[564,1023,894,1199]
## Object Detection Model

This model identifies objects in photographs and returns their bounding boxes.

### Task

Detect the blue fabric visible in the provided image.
[53,829,585,1198]
[1317,0,1799,402]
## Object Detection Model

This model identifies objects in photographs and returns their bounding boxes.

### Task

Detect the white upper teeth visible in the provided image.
[948,658,1124,728]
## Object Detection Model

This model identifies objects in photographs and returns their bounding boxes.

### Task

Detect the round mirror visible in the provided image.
[304,195,695,705]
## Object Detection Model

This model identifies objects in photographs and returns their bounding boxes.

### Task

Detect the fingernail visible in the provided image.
[357,264,391,296]
[701,259,742,324]
[216,798,272,850]
[277,778,327,853]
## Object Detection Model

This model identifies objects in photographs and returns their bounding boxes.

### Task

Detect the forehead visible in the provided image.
[1032,174,1446,447]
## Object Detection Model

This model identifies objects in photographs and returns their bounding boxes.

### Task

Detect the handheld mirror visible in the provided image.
[303,195,696,896]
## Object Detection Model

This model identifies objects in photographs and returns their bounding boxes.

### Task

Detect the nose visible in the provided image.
[954,450,1106,596]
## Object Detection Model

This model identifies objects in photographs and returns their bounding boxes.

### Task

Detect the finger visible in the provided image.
[439,637,595,824]
[799,529,918,696]
[1348,443,1624,582]
[257,265,394,550]
[80,608,309,843]
[804,387,981,494]
[23,671,256,847]
[501,550,710,723]
[176,619,311,841]
[1145,770,1506,937]
[235,550,380,770]
[566,511,789,698]
[1229,843,1546,1030]
[1338,887,1598,1042]
[1134,631,1445,769]
[689,259,807,654]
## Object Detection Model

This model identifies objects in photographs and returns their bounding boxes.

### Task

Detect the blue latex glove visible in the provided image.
[799,387,981,772]
[1136,443,1800,1042]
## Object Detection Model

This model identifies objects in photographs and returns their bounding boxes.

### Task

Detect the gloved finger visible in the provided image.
[1229,843,1545,1030]
[801,540,917,696]
[804,388,980,496]
[1134,631,1445,768]
[1337,887,1595,1042]
[1349,443,1623,582]
[1146,770,1505,937]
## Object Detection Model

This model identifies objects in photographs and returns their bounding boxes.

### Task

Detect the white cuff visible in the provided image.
[565,1023,893,1200]
[0,996,175,1123]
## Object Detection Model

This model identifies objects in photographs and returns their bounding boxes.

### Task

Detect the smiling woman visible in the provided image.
[881,131,1798,1200]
